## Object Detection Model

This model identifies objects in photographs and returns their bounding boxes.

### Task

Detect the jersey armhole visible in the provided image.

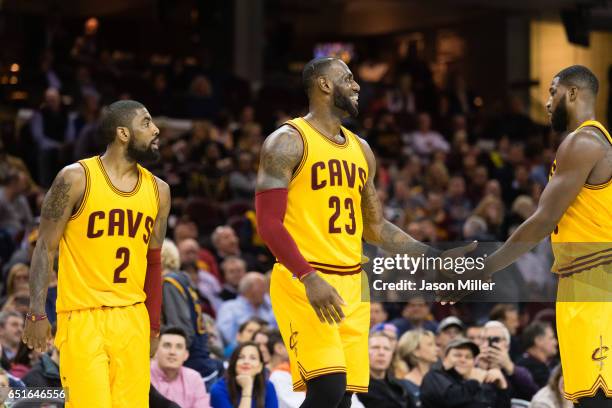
[70,161,90,220]
[152,174,160,211]
[285,121,308,181]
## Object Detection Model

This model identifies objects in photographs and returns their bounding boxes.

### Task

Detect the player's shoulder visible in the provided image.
[261,124,304,159]
[151,175,171,201]
[562,127,608,153]
[56,162,87,187]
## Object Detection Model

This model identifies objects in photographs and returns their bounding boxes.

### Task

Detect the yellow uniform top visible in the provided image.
[550,120,612,275]
[57,156,159,312]
[284,117,369,274]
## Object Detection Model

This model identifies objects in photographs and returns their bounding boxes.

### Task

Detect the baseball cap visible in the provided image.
[370,323,399,338]
[445,338,480,357]
[437,316,465,334]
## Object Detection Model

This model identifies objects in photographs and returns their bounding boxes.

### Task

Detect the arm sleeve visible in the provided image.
[255,188,314,280]
[144,249,162,336]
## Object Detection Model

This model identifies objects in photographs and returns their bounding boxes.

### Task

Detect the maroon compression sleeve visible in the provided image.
[144,248,162,336]
[255,188,315,280]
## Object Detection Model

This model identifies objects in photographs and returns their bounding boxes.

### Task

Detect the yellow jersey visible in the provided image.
[283,117,368,275]
[550,120,612,275]
[57,156,159,312]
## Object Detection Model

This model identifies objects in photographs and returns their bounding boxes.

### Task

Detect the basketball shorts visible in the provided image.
[270,263,370,393]
[556,266,612,402]
[55,302,150,408]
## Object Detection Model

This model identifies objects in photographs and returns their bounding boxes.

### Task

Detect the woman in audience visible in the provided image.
[530,365,572,408]
[210,341,278,408]
[396,329,439,407]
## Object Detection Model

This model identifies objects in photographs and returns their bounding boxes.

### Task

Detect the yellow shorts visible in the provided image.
[557,267,612,402]
[270,263,370,393]
[55,302,150,408]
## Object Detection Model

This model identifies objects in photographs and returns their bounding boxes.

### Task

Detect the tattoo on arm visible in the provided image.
[29,240,51,314]
[41,177,71,221]
[256,128,303,191]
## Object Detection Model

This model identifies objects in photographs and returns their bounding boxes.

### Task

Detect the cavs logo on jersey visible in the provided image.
[57,156,159,312]
[592,336,609,371]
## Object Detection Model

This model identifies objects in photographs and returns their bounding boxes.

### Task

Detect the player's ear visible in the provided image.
[568,86,578,102]
[116,127,130,143]
[317,76,332,95]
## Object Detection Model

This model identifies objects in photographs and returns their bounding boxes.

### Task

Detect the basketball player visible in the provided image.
[471,66,611,407]
[22,100,170,407]
[255,57,475,408]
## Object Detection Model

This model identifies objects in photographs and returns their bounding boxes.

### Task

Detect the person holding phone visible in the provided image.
[478,321,539,400]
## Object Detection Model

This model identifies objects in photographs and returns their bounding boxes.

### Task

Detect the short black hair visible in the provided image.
[555,65,599,96]
[99,100,145,145]
[238,317,268,335]
[266,330,284,356]
[489,303,518,322]
[302,57,337,96]
[522,321,551,349]
[160,326,189,345]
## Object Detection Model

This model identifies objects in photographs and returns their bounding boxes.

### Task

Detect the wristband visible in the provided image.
[25,312,47,322]
[298,270,316,282]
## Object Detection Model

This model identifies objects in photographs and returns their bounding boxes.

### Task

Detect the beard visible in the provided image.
[126,136,160,163]
[333,87,359,118]
[551,98,569,133]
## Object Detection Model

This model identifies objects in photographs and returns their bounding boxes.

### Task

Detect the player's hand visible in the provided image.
[22,318,52,353]
[439,241,478,278]
[302,272,346,325]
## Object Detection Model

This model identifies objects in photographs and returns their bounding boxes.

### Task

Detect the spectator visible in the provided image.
[421,338,510,408]
[436,317,465,357]
[489,304,521,359]
[217,273,276,346]
[478,321,539,400]
[408,113,450,157]
[529,365,572,408]
[370,302,388,328]
[151,327,211,408]
[30,88,73,187]
[268,330,305,408]
[210,341,278,408]
[517,322,558,388]
[0,168,33,239]
[370,323,399,351]
[225,317,267,358]
[391,296,438,336]
[1,263,30,307]
[397,329,439,407]
[253,328,272,368]
[178,238,222,311]
[0,311,24,360]
[229,151,257,200]
[465,325,484,349]
[162,239,223,388]
[220,256,248,301]
[357,332,413,408]
[9,341,38,379]
[211,225,261,271]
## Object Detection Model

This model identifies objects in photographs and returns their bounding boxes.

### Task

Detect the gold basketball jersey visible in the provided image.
[283,117,369,274]
[549,120,612,274]
[57,156,159,312]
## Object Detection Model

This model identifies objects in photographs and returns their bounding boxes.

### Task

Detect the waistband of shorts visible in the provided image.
[58,301,143,314]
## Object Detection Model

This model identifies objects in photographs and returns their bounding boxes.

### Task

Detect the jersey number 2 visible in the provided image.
[114,247,130,283]
[329,196,356,235]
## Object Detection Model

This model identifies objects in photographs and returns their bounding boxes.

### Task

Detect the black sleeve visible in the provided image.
[421,370,482,408]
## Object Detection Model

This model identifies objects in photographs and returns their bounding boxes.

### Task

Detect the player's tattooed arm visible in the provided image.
[30,164,85,314]
[359,138,431,257]
[256,125,304,192]
[485,129,604,274]
[149,178,171,249]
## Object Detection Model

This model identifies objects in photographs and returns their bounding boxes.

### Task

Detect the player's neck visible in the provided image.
[570,109,596,131]
[304,108,343,139]
[100,147,139,178]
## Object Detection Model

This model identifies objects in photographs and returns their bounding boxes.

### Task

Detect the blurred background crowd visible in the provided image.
[0,0,612,407]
